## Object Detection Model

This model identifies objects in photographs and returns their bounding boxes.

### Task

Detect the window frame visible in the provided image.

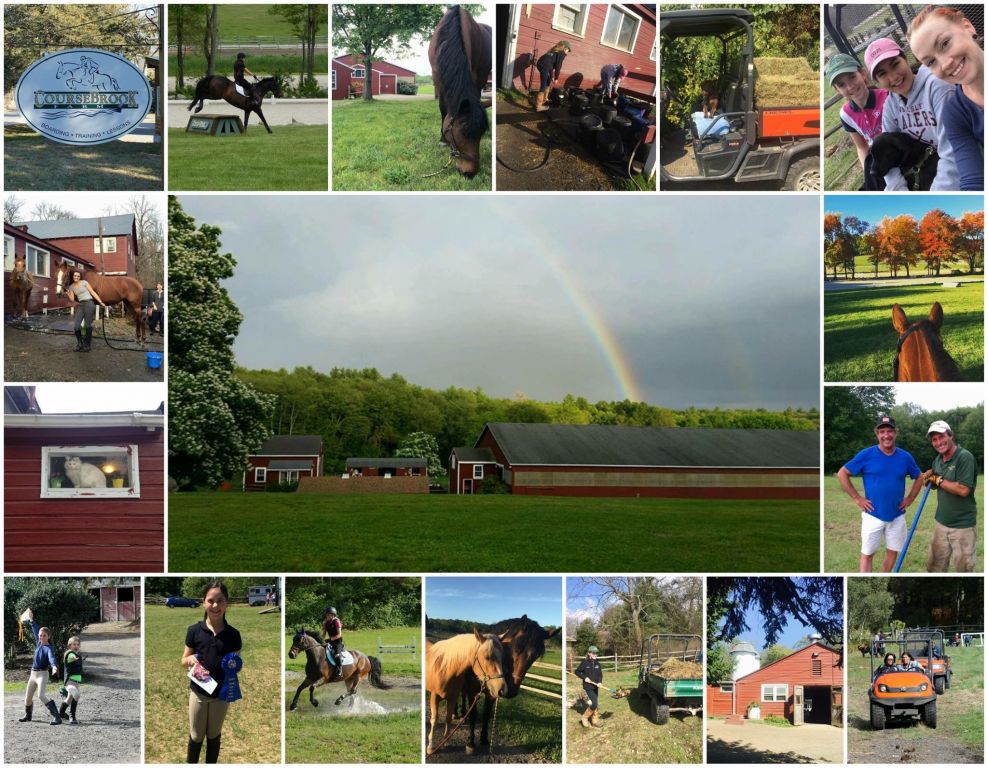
[472,463,485,480]
[353,66,366,79]
[41,445,141,499]
[3,235,15,271]
[25,243,50,277]
[255,467,267,484]
[331,69,337,90]
[599,4,642,54]
[760,683,788,703]
[551,3,589,38]
[93,236,117,254]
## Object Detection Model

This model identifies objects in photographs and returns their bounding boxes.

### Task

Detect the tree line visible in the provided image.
[824,210,984,279]
[284,577,420,631]
[848,577,984,643]
[426,616,563,645]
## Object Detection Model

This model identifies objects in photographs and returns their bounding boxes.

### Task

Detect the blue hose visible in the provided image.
[893,483,932,573]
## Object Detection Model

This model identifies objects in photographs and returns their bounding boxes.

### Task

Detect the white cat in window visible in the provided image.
[63,456,108,488]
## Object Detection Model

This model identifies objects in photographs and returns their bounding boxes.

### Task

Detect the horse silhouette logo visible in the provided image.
[55,56,119,91]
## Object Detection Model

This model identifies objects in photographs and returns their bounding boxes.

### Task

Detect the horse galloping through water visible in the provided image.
[462,615,561,755]
[428,5,492,177]
[8,254,34,320]
[53,259,146,345]
[425,627,508,756]
[187,74,284,134]
[892,302,962,381]
[287,629,390,710]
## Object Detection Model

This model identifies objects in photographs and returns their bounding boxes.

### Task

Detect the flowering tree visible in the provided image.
[395,431,443,477]
[168,196,275,489]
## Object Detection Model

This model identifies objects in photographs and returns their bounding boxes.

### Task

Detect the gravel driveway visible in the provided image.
[5,623,141,764]
[707,719,844,763]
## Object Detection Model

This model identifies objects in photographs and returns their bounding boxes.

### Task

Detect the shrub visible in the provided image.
[397,81,419,95]
[477,476,511,494]
[5,579,98,663]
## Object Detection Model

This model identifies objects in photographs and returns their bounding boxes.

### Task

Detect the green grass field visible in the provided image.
[332,99,492,191]
[168,125,327,190]
[144,604,282,764]
[828,254,976,280]
[566,667,702,764]
[215,4,329,41]
[168,54,330,80]
[285,627,420,763]
[4,126,162,190]
[168,493,820,573]
[824,283,984,382]
[824,475,985,573]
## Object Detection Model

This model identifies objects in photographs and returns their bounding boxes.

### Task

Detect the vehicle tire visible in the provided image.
[781,156,821,191]
[650,699,670,725]
[922,700,937,728]
[945,670,952,689]
[934,676,945,695]
[870,702,886,730]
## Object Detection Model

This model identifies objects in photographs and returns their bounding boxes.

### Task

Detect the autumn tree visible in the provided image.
[958,210,984,273]
[824,213,857,280]
[843,215,868,279]
[877,215,920,277]
[861,227,883,277]
[918,209,961,276]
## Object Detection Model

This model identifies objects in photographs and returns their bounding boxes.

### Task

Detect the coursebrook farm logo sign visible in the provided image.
[15,49,152,145]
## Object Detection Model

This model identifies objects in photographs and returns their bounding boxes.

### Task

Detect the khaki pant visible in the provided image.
[25,669,51,706]
[927,522,977,573]
[189,689,230,743]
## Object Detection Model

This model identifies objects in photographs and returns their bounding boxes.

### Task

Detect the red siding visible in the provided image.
[4,229,94,315]
[332,59,353,100]
[510,4,656,99]
[449,458,496,494]
[333,56,414,99]
[4,426,164,572]
[244,454,320,490]
[41,234,136,277]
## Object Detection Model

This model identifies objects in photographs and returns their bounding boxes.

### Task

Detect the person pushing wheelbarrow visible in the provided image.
[574,645,604,728]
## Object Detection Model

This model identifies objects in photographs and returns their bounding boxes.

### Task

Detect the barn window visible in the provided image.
[280,470,299,483]
[473,464,484,479]
[41,445,140,499]
[332,69,337,90]
[93,236,117,253]
[4,235,14,271]
[761,684,788,702]
[255,467,267,484]
[552,4,588,38]
[25,244,50,277]
[353,67,365,78]
[812,659,822,676]
[118,586,135,601]
[650,37,657,61]
[720,682,734,693]
[600,5,641,53]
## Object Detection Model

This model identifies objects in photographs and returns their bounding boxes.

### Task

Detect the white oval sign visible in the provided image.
[15,48,152,145]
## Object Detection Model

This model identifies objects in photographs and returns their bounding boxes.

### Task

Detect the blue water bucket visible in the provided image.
[146,351,163,370]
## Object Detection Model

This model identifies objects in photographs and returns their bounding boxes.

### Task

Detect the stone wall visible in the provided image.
[297,476,428,494]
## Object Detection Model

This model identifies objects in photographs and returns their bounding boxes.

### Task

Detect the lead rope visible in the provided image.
[489,697,499,756]
[427,690,484,758]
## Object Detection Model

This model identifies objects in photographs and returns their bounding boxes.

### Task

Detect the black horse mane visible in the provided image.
[295,628,323,645]
[435,5,487,140]
[490,615,549,659]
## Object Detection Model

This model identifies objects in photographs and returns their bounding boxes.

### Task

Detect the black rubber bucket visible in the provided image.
[596,129,625,164]
[600,105,617,125]
[549,88,566,107]
[569,93,589,115]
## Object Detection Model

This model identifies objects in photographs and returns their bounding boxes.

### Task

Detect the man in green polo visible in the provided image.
[922,420,979,572]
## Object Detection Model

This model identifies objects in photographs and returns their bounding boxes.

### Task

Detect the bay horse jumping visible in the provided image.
[428,5,492,177]
[287,629,390,710]
[425,628,508,756]
[462,615,561,755]
[53,259,146,345]
[892,302,962,382]
[187,74,284,134]
[8,254,34,320]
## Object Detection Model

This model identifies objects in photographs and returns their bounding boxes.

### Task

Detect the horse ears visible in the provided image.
[928,302,944,329]
[472,626,484,642]
[891,303,909,333]
[498,630,510,642]
[546,626,562,638]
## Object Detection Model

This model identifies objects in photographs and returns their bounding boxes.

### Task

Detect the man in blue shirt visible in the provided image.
[837,415,925,572]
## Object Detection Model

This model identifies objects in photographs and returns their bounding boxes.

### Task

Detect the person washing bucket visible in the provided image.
[600,64,628,100]
[534,41,571,111]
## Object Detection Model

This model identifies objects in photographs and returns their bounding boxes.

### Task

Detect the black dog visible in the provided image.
[865,131,938,191]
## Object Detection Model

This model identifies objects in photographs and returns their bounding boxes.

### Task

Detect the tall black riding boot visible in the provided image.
[83,328,93,352]
[205,735,221,764]
[59,701,69,720]
[186,738,203,763]
[74,330,84,351]
[69,699,79,724]
[18,705,33,722]
[45,699,62,725]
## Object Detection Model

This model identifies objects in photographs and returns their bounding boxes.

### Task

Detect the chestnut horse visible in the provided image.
[53,259,146,344]
[187,74,284,134]
[287,629,390,710]
[462,615,561,754]
[8,254,34,319]
[428,5,492,177]
[426,628,508,756]
[892,302,962,382]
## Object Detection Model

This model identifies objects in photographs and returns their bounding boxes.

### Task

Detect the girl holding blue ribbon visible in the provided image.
[182,581,242,764]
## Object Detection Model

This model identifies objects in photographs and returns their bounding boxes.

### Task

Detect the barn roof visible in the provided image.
[3,223,96,267]
[16,214,136,239]
[255,435,322,455]
[347,457,426,468]
[267,459,314,471]
[451,447,497,463]
[481,423,819,469]
[733,641,841,683]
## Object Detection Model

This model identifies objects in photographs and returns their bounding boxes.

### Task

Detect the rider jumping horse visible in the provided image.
[287,629,390,710]
[188,74,284,134]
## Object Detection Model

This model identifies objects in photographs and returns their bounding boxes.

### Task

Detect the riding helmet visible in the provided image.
[237,51,246,59]
[326,606,337,615]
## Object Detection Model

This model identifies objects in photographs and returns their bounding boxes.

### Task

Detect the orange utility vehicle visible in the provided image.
[869,634,937,730]
[905,628,952,694]
[659,8,820,189]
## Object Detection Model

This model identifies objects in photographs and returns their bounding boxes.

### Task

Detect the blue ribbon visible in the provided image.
[217,653,243,702]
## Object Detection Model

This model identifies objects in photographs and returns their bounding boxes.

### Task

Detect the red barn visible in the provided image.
[332,55,417,100]
[498,4,656,99]
[13,214,139,278]
[91,579,142,622]
[244,435,323,490]
[4,386,165,573]
[4,222,96,316]
[707,642,843,725]
[450,422,819,499]
[448,447,498,494]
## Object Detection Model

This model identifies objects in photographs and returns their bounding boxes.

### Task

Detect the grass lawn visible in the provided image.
[824,283,984,382]
[566,668,702,763]
[285,627,420,763]
[168,493,820,572]
[144,604,282,764]
[168,125,327,190]
[332,98,492,191]
[826,255,976,280]
[214,5,329,41]
[824,96,863,192]
[168,54,330,80]
[4,126,162,190]
[824,475,985,573]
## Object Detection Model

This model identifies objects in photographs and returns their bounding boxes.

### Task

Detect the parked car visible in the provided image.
[166,595,200,608]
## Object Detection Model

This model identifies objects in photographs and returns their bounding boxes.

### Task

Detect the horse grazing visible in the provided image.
[53,259,146,345]
[287,629,389,710]
[462,615,561,754]
[8,254,34,320]
[892,302,962,382]
[187,74,284,134]
[426,627,508,756]
[428,5,492,177]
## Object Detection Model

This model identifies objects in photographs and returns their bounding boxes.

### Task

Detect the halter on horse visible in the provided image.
[187,74,284,134]
[891,302,962,382]
[53,259,146,344]
[8,255,34,320]
[287,629,389,710]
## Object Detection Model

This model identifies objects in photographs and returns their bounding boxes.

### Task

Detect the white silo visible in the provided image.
[730,641,761,680]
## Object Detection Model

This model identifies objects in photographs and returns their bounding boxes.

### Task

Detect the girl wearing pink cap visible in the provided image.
[908,6,984,191]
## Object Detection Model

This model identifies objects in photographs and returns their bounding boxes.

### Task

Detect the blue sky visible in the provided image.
[427,577,561,627]
[825,194,982,222]
[719,605,818,650]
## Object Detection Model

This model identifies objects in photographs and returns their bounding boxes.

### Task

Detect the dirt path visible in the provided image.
[4,623,141,764]
[707,719,844,763]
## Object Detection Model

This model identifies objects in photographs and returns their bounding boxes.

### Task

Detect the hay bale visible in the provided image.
[754,56,815,78]
[754,56,819,107]
[656,659,703,679]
